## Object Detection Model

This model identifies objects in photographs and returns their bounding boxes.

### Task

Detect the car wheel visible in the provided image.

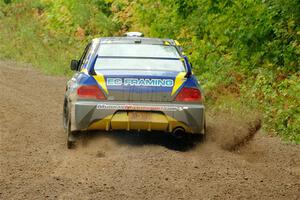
[63,98,68,130]
[66,113,76,149]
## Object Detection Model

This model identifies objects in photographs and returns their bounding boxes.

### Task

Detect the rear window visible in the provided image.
[94,44,185,72]
[98,44,180,58]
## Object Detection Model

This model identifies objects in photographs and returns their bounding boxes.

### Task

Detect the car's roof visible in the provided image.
[98,37,176,45]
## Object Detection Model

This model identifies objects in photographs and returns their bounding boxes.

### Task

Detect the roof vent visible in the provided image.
[124,32,144,37]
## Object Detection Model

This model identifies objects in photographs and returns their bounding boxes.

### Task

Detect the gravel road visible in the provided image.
[0,62,299,199]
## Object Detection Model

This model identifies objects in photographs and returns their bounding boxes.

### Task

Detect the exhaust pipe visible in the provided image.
[172,127,185,139]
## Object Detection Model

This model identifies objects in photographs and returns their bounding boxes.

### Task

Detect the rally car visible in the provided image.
[63,32,206,148]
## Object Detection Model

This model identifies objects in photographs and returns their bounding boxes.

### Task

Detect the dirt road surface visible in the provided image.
[0,62,299,200]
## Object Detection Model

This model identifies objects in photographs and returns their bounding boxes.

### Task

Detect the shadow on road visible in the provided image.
[76,131,205,152]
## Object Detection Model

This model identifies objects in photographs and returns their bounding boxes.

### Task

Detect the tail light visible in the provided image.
[77,85,106,100]
[175,87,202,102]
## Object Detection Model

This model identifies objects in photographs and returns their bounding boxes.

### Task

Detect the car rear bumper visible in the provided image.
[70,100,205,134]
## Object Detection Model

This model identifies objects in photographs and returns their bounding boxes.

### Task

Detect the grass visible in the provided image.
[0,6,83,76]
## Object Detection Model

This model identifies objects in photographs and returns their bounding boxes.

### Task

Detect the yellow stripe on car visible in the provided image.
[88,115,113,131]
[88,112,192,133]
[81,68,88,73]
[171,72,186,96]
[174,40,180,46]
[93,73,108,94]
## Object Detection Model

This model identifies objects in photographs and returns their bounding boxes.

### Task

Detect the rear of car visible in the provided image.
[64,36,205,148]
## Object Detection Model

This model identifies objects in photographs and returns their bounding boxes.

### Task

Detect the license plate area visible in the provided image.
[111,111,168,131]
[128,111,151,122]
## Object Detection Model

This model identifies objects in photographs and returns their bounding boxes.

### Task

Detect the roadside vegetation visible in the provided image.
[0,0,299,143]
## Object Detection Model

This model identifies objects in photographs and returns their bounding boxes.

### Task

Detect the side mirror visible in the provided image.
[70,60,79,71]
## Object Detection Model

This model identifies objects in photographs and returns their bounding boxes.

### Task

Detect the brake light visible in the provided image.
[77,85,106,100]
[175,87,202,102]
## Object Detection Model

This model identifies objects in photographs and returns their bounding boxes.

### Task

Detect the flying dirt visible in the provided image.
[0,61,299,200]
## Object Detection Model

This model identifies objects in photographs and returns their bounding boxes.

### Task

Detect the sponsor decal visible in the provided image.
[96,104,188,111]
[107,78,174,87]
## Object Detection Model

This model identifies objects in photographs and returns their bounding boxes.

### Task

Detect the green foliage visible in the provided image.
[113,0,299,142]
[0,0,119,75]
[3,0,12,4]
[244,70,300,143]
[40,0,118,38]
[0,0,79,75]
[0,0,299,142]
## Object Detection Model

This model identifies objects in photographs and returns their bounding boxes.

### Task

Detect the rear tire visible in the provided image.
[66,118,77,149]
[63,98,68,130]
[63,99,76,149]
[65,106,77,149]
[67,138,76,149]
[67,131,76,149]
